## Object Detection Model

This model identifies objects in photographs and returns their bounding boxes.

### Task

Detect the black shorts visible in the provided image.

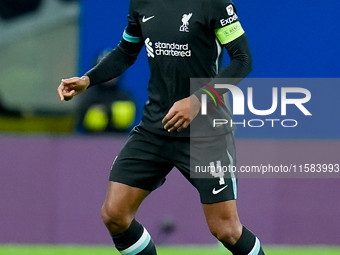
[110,125,237,204]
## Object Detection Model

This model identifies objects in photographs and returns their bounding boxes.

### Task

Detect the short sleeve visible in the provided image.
[209,0,245,45]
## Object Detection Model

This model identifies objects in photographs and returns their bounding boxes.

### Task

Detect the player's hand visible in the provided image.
[57,76,90,101]
[162,95,201,132]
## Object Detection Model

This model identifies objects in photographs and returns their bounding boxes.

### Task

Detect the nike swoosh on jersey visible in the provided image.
[142,16,155,22]
[212,185,228,195]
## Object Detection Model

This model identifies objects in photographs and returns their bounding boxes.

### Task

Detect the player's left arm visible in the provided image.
[163,1,251,132]
[193,0,252,104]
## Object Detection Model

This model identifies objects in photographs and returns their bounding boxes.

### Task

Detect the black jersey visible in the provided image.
[86,0,252,137]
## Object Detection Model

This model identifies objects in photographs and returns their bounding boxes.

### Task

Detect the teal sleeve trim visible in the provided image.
[123,30,141,43]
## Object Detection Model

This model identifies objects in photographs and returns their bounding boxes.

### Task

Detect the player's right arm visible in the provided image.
[85,36,143,88]
[85,0,143,88]
[57,0,143,101]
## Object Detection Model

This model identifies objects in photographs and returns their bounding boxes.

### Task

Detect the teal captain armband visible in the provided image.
[122,30,141,43]
[215,21,245,45]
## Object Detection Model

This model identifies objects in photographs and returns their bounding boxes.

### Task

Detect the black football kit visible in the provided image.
[86,0,252,137]
[84,0,265,253]
[86,0,250,206]
[85,0,252,204]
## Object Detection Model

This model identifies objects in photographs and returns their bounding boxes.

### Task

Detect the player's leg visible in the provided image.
[200,132,264,254]
[202,200,242,245]
[101,181,157,255]
[203,201,265,255]
[101,126,173,255]
[101,181,150,235]
[174,131,265,254]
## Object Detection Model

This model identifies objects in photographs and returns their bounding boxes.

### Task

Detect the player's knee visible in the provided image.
[209,221,242,245]
[101,205,132,234]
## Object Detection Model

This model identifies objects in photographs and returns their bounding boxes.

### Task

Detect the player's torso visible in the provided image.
[131,0,227,136]
[132,0,221,80]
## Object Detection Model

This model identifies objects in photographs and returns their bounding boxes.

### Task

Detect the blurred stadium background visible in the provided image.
[0,0,339,254]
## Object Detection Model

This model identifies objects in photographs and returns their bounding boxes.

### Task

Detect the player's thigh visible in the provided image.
[102,181,150,220]
[202,200,240,228]
[202,200,242,242]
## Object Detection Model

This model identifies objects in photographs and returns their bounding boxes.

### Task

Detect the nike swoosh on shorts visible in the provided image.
[212,185,228,195]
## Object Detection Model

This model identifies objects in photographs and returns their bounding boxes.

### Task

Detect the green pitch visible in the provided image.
[0,245,340,255]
